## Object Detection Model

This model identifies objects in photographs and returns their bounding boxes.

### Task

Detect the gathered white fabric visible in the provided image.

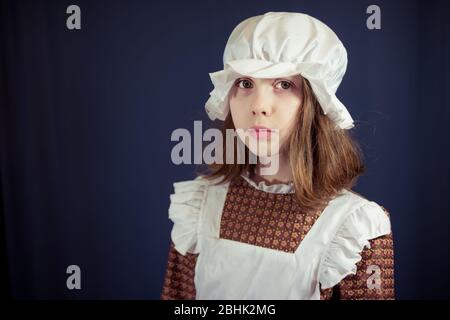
[205,11,355,130]
[318,201,392,289]
[240,169,295,194]
[167,175,391,299]
[168,176,208,255]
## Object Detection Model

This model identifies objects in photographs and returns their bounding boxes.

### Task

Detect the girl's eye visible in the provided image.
[275,81,293,90]
[236,79,253,89]
[235,79,293,90]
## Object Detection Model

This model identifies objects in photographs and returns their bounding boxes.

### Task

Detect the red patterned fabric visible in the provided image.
[161,176,395,300]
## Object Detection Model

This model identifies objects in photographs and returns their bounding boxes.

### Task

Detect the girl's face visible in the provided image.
[229,75,303,157]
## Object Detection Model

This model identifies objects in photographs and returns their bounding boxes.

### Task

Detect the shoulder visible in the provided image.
[318,188,392,289]
[347,189,392,218]
[331,188,392,224]
[335,189,392,242]
[171,174,228,192]
[168,175,229,255]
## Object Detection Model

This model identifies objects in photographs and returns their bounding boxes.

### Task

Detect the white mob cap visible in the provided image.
[204,11,354,130]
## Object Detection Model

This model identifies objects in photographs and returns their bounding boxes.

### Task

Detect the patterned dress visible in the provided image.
[161,171,394,300]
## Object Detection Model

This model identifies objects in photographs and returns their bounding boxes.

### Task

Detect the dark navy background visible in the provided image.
[0,0,449,299]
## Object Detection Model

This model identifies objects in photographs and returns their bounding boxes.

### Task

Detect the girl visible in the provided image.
[161,11,394,300]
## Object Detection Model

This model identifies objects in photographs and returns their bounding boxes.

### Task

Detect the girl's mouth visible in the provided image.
[247,126,273,139]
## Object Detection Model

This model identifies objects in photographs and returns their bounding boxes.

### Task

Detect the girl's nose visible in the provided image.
[251,89,273,117]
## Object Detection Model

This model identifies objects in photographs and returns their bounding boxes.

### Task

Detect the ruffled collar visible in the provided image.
[240,170,295,194]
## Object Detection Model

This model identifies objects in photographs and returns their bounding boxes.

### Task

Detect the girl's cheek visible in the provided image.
[275,88,297,97]
[233,93,253,107]
[235,88,252,97]
[277,91,302,106]
[230,98,247,112]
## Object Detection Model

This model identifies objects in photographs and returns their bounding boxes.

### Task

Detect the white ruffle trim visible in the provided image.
[168,176,208,255]
[318,201,391,289]
[240,170,295,194]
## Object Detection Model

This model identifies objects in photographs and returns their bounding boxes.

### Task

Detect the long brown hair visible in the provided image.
[196,76,365,213]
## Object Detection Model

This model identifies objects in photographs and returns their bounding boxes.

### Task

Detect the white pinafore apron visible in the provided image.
[168,175,391,300]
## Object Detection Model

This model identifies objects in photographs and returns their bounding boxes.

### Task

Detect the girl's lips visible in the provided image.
[247,127,273,139]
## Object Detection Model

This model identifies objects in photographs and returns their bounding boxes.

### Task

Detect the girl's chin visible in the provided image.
[247,145,280,158]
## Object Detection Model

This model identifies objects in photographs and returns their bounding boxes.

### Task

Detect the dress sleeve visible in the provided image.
[160,241,198,300]
[318,200,392,291]
[320,207,395,300]
[160,176,208,300]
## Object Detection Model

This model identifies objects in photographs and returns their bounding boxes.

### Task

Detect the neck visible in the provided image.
[252,152,293,185]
